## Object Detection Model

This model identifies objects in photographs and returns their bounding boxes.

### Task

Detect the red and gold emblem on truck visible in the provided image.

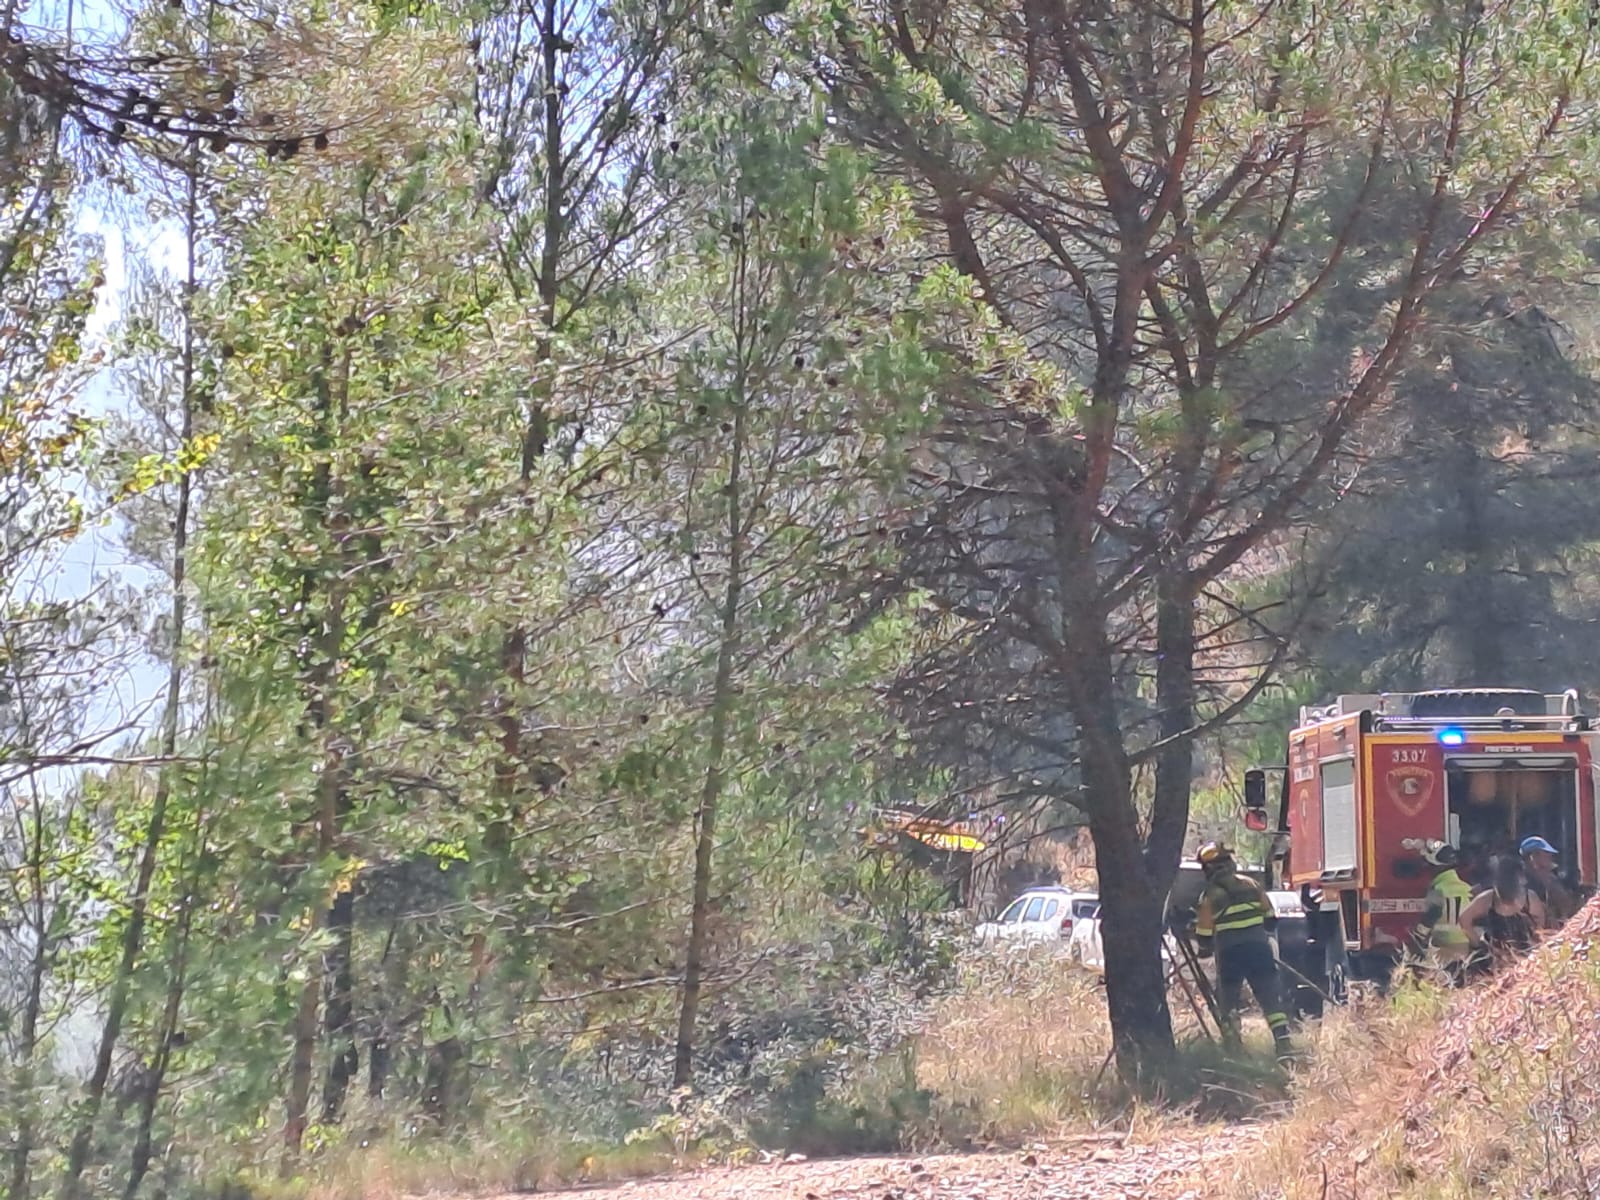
[1385,764,1435,818]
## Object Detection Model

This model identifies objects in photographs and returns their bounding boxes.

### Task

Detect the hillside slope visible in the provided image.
[1216,895,1600,1199]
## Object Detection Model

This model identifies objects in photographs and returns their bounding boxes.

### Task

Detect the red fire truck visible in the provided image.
[1244,687,1597,983]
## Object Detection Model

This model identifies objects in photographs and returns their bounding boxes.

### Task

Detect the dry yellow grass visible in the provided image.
[299,1128,689,1200]
[1207,899,1600,1200]
[914,952,1115,1135]
[1199,985,1444,1200]
[913,948,1292,1141]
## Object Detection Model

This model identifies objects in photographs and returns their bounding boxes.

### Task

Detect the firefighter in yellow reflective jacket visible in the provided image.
[1412,841,1472,984]
[1193,842,1295,1060]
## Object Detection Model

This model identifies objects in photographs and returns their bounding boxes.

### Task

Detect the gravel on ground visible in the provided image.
[479,1127,1264,1200]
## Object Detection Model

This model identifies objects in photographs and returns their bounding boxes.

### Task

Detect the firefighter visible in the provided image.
[1411,841,1471,985]
[1519,835,1578,927]
[1461,854,1546,973]
[1192,842,1295,1060]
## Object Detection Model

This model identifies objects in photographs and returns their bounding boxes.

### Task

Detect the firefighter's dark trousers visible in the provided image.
[1216,938,1294,1055]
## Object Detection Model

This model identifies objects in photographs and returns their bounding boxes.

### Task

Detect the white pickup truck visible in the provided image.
[1070,888,1306,974]
[974,887,1101,945]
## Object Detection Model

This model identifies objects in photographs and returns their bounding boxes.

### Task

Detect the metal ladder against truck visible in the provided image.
[1240,687,1599,991]
[1164,856,1334,1021]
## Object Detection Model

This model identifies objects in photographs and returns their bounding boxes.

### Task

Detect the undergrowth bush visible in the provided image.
[287,910,1600,1200]
[289,935,957,1198]
[290,942,1333,1200]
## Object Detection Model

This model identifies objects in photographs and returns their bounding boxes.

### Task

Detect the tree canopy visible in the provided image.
[4,0,1600,1187]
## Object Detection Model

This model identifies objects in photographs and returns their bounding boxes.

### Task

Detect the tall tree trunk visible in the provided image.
[8,918,44,1200]
[60,100,203,1200]
[282,726,343,1167]
[672,399,748,1089]
[319,889,359,1123]
[367,922,400,1101]
[1092,820,1175,1083]
[470,0,572,1057]
[8,788,49,1200]
[1096,576,1206,1080]
[493,0,567,800]
[281,339,349,1171]
[283,980,320,1164]
[1052,458,1179,1080]
[367,1035,390,1102]
[124,873,197,1200]
[121,87,221,1200]
[1079,702,1176,1081]
[1066,619,1176,1081]
[1,28,68,1194]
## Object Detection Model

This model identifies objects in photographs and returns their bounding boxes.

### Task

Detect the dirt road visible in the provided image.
[494,1131,1256,1200]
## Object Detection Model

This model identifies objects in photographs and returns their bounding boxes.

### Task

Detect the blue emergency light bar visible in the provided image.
[1437,726,1467,746]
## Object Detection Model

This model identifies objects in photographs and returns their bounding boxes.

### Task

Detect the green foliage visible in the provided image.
[9,0,1600,1191]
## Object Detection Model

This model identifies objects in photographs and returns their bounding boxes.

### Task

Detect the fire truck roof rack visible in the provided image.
[1300,687,1588,731]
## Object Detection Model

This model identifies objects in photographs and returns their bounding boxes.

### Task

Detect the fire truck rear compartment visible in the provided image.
[1446,758,1579,874]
